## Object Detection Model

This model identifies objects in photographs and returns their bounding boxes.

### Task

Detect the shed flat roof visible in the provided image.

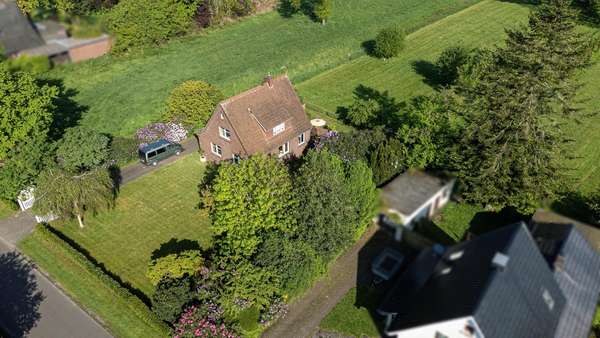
[381,170,453,216]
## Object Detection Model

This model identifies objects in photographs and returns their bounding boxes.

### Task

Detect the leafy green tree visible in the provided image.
[369,138,403,186]
[162,80,224,129]
[152,276,195,323]
[345,160,378,237]
[254,233,324,296]
[17,0,115,14]
[344,98,379,128]
[56,126,110,173]
[0,64,57,161]
[106,0,197,53]
[456,0,596,213]
[374,26,405,59]
[213,260,280,314]
[435,45,470,86]
[33,168,114,228]
[588,192,600,222]
[147,250,204,286]
[208,154,296,262]
[0,136,54,201]
[294,149,354,258]
[312,0,331,24]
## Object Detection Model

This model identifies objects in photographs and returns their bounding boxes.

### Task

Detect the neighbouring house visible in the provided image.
[380,170,455,239]
[0,0,110,62]
[377,221,600,338]
[197,74,312,162]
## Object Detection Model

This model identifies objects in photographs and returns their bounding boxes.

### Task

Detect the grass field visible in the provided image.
[298,0,600,193]
[46,154,211,297]
[49,0,481,136]
[319,286,382,338]
[0,200,16,219]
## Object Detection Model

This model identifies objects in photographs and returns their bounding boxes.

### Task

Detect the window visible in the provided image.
[220,113,224,120]
[219,126,231,140]
[278,142,290,157]
[233,154,241,164]
[298,132,305,145]
[273,123,285,136]
[211,143,222,157]
[156,147,166,155]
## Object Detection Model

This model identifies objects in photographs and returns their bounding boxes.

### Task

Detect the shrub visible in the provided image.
[173,305,240,338]
[435,45,470,86]
[162,80,225,129]
[135,122,187,147]
[320,129,386,163]
[56,126,110,172]
[374,26,405,59]
[31,224,170,335]
[344,98,379,128]
[370,138,403,185]
[151,276,195,323]
[6,55,51,74]
[106,0,197,53]
[147,250,204,286]
[312,0,332,23]
[589,193,600,222]
[108,136,139,165]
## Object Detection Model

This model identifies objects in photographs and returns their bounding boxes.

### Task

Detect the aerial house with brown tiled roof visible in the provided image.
[197,74,312,162]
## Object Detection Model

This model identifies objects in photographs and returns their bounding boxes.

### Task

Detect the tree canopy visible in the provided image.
[147,250,204,286]
[0,65,57,161]
[56,126,110,173]
[162,80,224,129]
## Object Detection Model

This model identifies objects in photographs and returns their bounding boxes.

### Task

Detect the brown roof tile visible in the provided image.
[219,75,312,155]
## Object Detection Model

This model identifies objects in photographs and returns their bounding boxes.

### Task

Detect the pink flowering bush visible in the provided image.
[173,305,239,338]
[136,122,187,147]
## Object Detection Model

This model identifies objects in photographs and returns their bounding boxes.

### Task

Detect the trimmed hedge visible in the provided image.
[19,224,170,337]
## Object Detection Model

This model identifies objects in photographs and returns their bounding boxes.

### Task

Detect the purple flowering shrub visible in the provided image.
[135,122,187,148]
[173,305,239,338]
[311,130,339,151]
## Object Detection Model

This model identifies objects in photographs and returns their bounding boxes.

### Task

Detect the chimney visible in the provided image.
[492,252,509,270]
[264,74,273,88]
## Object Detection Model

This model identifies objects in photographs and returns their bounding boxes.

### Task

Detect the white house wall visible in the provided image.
[403,181,455,228]
[387,316,484,338]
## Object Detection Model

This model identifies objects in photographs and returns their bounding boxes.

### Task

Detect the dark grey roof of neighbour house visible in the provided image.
[383,223,567,338]
[0,0,44,55]
[529,213,600,338]
[381,170,453,216]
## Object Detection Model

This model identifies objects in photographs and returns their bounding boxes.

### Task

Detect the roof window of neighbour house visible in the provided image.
[273,122,285,136]
[219,126,231,140]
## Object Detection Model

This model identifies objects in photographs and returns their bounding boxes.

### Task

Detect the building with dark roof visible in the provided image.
[0,0,44,55]
[197,75,312,162]
[380,170,455,237]
[379,221,600,338]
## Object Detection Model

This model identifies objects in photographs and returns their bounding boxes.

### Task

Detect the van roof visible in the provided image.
[139,139,171,154]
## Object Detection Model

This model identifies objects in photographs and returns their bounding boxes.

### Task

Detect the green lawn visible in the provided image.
[49,0,481,137]
[319,287,382,338]
[19,226,169,338]
[432,203,483,242]
[46,154,211,297]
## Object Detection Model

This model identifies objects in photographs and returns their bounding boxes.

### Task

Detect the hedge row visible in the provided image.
[25,224,171,337]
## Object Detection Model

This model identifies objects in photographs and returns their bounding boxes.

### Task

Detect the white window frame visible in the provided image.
[298,132,305,145]
[273,123,285,136]
[219,113,224,120]
[211,142,222,157]
[219,126,231,140]
[278,142,290,157]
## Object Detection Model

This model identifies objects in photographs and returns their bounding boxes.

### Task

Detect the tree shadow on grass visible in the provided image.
[151,238,202,260]
[551,191,598,225]
[411,60,445,89]
[39,78,88,142]
[0,251,44,337]
[45,226,153,306]
[468,207,531,236]
[361,39,377,58]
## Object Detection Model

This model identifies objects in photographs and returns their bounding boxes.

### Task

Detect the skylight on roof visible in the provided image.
[542,288,555,311]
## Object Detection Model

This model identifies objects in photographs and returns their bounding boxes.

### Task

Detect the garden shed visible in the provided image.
[381,170,455,240]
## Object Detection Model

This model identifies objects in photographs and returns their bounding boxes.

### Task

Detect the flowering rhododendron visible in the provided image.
[173,305,239,338]
[136,122,187,148]
[259,299,288,325]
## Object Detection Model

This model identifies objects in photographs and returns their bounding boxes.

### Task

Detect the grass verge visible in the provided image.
[319,286,382,338]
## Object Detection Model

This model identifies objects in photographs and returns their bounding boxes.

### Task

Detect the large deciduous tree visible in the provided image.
[294,149,354,257]
[456,0,596,213]
[147,250,204,286]
[33,168,114,228]
[162,80,224,129]
[0,64,57,161]
[56,126,110,173]
[208,154,296,262]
